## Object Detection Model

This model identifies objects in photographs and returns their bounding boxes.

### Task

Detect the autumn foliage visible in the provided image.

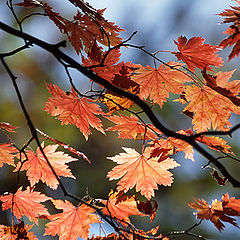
[0,0,240,240]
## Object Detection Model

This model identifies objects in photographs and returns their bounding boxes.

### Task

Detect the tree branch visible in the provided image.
[0,21,239,189]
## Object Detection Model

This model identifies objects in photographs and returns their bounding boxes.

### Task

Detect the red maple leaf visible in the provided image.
[0,187,50,224]
[107,147,180,200]
[172,36,223,72]
[44,199,100,240]
[44,83,105,140]
[15,143,78,189]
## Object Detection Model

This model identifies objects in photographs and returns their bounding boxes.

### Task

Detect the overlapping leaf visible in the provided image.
[44,83,105,140]
[202,69,240,107]
[107,147,180,200]
[106,114,161,140]
[172,36,223,71]
[150,137,194,161]
[132,62,190,107]
[99,64,140,112]
[15,143,77,189]
[189,193,240,231]
[17,1,123,54]
[44,199,100,240]
[0,187,50,224]
[101,190,144,223]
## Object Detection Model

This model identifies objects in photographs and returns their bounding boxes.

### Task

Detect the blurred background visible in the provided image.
[0,0,239,239]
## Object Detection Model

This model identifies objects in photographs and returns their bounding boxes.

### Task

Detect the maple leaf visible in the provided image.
[219,1,240,60]
[44,5,123,55]
[189,194,240,231]
[0,122,18,133]
[44,199,100,240]
[176,84,240,132]
[132,62,190,107]
[106,114,161,140]
[0,222,38,240]
[0,187,50,224]
[15,143,77,189]
[0,144,17,167]
[101,190,144,223]
[107,147,180,200]
[172,36,223,72]
[44,83,105,140]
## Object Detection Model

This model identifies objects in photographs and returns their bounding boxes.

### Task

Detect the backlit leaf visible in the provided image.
[44,199,100,240]
[172,36,223,71]
[44,83,105,140]
[101,190,144,223]
[15,143,78,189]
[176,84,240,132]
[106,114,160,140]
[132,62,189,107]
[0,187,50,224]
[107,147,180,200]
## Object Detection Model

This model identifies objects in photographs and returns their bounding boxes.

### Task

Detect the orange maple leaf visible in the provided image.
[0,143,17,167]
[106,114,160,140]
[44,199,100,240]
[176,84,240,132]
[101,190,144,224]
[132,62,189,107]
[107,147,180,200]
[172,36,223,72]
[15,143,77,189]
[189,193,240,231]
[44,83,105,140]
[0,222,38,240]
[0,187,50,224]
